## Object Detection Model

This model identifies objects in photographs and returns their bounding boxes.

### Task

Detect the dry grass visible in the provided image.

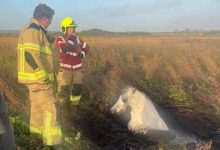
[1,34,220,149]
[1,34,220,125]
[82,35,220,116]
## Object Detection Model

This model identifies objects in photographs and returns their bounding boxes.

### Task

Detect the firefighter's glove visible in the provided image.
[77,50,85,58]
[46,34,55,43]
[69,34,77,42]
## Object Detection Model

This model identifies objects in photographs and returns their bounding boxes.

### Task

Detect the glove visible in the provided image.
[46,34,55,43]
[69,34,77,42]
[77,50,85,58]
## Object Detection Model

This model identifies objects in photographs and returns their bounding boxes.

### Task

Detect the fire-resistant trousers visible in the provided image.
[57,69,83,89]
[27,84,62,146]
[57,69,83,104]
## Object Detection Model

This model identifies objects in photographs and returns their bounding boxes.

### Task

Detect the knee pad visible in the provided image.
[71,84,82,96]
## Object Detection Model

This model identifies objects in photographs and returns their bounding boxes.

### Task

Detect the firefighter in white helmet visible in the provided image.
[56,17,90,105]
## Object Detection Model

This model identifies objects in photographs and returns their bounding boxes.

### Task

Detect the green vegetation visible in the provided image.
[10,116,98,150]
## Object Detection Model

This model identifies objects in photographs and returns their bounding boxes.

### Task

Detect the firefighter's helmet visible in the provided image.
[60,17,77,33]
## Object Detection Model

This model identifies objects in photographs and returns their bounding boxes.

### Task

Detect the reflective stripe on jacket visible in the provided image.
[17,18,55,84]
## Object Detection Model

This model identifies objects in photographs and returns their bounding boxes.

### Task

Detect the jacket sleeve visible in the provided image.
[56,36,74,52]
[79,38,90,55]
[25,51,38,70]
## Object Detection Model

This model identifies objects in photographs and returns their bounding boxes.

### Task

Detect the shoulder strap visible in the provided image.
[27,23,47,35]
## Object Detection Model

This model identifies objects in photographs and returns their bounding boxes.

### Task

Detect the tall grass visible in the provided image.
[82,35,220,117]
[0,34,220,149]
[1,34,220,117]
[0,36,26,111]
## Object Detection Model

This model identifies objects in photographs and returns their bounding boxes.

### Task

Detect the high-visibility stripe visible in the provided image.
[22,48,25,72]
[18,70,54,81]
[18,45,25,72]
[30,126,42,134]
[18,44,23,72]
[60,63,82,69]
[51,127,62,136]
[30,126,62,136]
[44,47,51,54]
[30,112,62,145]
[44,111,53,145]
[66,51,78,56]
[70,95,81,105]
[70,95,81,102]
[18,43,52,54]
[18,74,45,81]
[18,70,47,80]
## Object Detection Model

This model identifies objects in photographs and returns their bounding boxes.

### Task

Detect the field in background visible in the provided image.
[84,35,220,113]
[0,33,220,149]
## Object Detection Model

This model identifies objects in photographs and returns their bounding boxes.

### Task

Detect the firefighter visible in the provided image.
[56,17,90,105]
[17,4,62,149]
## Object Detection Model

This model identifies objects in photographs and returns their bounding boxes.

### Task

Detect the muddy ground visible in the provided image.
[62,96,220,150]
[1,78,220,150]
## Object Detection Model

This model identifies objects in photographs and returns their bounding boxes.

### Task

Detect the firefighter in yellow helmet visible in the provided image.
[17,4,62,149]
[56,17,90,105]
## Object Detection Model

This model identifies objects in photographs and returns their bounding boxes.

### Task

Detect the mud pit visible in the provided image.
[66,107,157,150]
[64,101,220,150]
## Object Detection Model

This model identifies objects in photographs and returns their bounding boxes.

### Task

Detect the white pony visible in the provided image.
[111,86,199,147]
[111,86,169,135]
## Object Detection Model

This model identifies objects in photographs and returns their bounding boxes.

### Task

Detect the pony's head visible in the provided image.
[111,86,137,115]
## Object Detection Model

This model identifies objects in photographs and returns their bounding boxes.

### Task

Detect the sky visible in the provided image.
[1,0,220,32]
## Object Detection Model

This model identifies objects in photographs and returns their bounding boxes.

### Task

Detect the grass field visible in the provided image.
[83,34,220,114]
[0,33,220,149]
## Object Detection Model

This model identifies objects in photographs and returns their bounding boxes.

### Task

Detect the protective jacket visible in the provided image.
[56,34,89,71]
[17,18,55,84]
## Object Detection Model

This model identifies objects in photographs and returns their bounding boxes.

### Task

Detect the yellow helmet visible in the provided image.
[60,17,77,33]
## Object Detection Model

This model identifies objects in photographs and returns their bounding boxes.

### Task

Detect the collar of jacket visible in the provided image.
[30,18,48,34]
